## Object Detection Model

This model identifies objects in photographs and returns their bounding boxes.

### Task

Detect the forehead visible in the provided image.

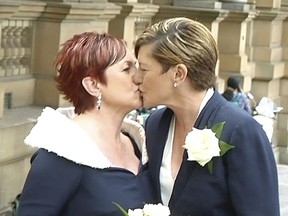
[107,49,136,70]
[106,49,136,73]
[138,43,157,64]
[120,48,136,63]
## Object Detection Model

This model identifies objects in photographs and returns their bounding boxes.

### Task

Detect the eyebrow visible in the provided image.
[122,59,136,68]
[138,62,150,67]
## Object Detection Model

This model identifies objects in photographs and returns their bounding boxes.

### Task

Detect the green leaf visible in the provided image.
[219,140,235,156]
[113,202,129,216]
[207,160,214,174]
[211,122,225,139]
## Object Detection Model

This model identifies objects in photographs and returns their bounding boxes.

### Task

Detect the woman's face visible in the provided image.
[135,43,174,109]
[102,48,142,112]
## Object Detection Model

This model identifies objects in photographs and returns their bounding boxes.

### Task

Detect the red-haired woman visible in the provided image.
[18,32,157,215]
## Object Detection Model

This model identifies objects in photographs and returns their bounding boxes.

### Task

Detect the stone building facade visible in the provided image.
[0,0,287,210]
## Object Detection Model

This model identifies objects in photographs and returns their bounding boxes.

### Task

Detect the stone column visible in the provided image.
[249,1,287,161]
[0,87,4,119]
[108,1,159,50]
[170,0,257,91]
[31,1,121,107]
[152,5,231,89]
[217,10,256,93]
[278,0,288,164]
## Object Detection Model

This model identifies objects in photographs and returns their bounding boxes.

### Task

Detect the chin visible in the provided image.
[142,101,155,109]
[132,100,142,110]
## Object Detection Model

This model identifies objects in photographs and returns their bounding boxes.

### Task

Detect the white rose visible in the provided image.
[128,208,143,216]
[142,203,170,216]
[183,127,220,166]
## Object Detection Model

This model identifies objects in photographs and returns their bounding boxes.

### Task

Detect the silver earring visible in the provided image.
[174,83,177,88]
[97,93,102,110]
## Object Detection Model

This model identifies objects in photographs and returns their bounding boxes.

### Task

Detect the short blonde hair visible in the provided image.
[135,17,218,90]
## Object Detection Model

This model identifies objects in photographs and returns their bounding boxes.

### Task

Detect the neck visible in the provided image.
[170,88,207,133]
[73,108,127,147]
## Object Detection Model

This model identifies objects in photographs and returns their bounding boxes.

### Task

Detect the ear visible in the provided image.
[173,63,188,85]
[82,76,101,97]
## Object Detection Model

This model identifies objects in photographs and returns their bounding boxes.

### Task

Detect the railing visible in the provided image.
[0,20,32,78]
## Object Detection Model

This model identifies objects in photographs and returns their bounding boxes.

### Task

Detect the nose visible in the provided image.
[133,68,143,85]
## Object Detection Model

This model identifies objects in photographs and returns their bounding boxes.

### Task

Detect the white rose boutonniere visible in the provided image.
[183,122,234,174]
[114,203,170,216]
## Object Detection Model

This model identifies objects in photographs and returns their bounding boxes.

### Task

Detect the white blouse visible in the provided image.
[159,88,214,205]
[160,115,176,206]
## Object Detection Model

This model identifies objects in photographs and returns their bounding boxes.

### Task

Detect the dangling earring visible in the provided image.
[174,83,177,88]
[97,93,102,110]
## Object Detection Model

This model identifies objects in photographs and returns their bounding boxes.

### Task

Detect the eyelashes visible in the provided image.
[122,67,131,72]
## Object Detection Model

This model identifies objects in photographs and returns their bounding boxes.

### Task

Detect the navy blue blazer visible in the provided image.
[18,149,157,216]
[18,107,158,216]
[145,91,280,216]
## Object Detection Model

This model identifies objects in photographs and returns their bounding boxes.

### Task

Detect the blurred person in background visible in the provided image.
[222,76,252,115]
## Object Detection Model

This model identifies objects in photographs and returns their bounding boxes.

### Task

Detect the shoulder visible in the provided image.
[145,107,173,138]
[146,107,173,125]
[222,88,234,101]
[19,149,84,215]
[215,112,269,155]
[24,149,83,199]
[30,149,83,178]
[25,107,112,169]
[144,107,173,149]
[216,104,259,129]
[210,101,264,141]
[235,92,249,101]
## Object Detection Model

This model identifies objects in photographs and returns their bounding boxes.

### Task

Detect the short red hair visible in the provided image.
[54,32,127,114]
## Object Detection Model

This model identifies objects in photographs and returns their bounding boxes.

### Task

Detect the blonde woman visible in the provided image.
[134,17,280,216]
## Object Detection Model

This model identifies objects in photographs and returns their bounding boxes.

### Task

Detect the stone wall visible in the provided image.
[0,121,36,209]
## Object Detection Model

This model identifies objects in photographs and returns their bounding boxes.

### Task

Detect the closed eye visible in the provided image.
[122,64,137,73]
[139,67,149,72]
[122,67,131,72]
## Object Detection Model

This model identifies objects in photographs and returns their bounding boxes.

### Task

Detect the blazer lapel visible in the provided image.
[195,91,225,129]
[168,151,198,209]
[169,91,224,209]
[146,108,174,199]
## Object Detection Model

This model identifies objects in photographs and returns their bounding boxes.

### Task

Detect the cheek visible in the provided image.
[110,79,132,95]
[143,73,158,87]
[121,75,133,86]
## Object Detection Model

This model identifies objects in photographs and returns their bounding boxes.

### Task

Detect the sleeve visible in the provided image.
[226,118,280,216]
[18,149,82,216]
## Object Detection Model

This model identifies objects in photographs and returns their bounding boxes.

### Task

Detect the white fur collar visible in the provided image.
[24,107,148,169]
